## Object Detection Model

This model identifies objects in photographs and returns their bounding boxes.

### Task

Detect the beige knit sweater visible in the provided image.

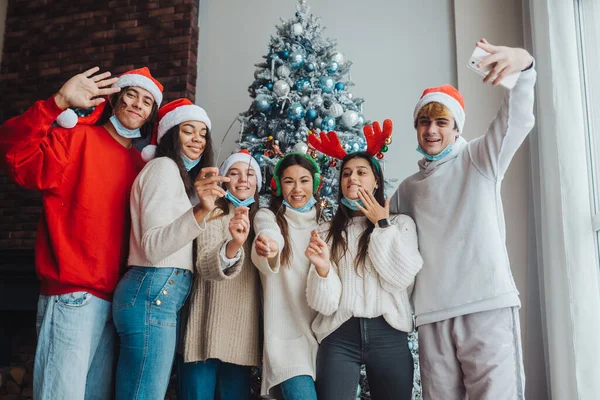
[251,207,320,396]
[306,215,423,343]
[179,204,261,367]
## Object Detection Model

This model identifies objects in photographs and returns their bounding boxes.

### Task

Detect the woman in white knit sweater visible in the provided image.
[177,150,262,400]
[251,152,323,399]
[112,98,229,400]
[305,151,424,400]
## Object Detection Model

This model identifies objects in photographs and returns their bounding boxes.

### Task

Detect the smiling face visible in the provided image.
[281,165,314,209]
[340,157,377,200]
[225,161,257,200]
[113,86,155,130]
[415,102,459,156]
[178,120,208,161]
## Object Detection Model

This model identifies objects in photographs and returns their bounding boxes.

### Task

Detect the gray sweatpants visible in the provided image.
[418,307,525,400]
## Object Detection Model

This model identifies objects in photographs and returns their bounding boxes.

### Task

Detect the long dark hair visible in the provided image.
[154,124,215,196]
[269,154,321,267]
[96,88,158,139]
[327,152,385,272]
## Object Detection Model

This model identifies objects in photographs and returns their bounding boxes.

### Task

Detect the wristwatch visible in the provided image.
[377,218,390,228]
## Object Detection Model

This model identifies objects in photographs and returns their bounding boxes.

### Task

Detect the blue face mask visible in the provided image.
[416,143,454,161]
[341,197,365,211]
[181,154,201,172]
[109,115,141,139]
[283,196,317,213]
[224,191,256,207]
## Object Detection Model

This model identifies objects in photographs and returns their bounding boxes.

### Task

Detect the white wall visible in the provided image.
[0,0,7,67]
[454,1,547,398]
[196,0,456,183]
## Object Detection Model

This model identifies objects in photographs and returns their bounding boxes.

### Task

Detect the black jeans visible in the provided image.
[316,317,414,400]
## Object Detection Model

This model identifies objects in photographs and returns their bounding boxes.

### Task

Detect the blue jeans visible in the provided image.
[113,267,192,400]
[280,375,317,400]
[176,355,252,400]
[34,291,117,400]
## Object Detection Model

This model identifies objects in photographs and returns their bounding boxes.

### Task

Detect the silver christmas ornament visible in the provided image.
[276,65,291,78]
[292,23,303,35]
[331,52,344,65]
[273,80,291,97]
[293,142,309,154]
[328,103,344,118]
[341,110,359,127]
[300,95,310,105]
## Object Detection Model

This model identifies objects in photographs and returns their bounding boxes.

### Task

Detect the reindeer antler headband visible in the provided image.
[307,119,393,165]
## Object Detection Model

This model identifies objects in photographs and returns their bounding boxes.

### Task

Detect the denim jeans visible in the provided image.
[176,354,252,400]
[280,375,317,400]
[113,267,192,400]
[316,317,414,400]
[34,291,117,400]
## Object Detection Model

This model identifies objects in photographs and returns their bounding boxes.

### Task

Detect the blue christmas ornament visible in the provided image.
[289,51,305,69]
[280,50,290,59]
[335,82,345,91]
[306,109,318,120]
[288,103,306,120]
[266,82,273,90]
[295,77,311,92]
[408,341,414,351]
[349,141,360,152]
[305,62,315,72]
[321,185,333,196]
[327,61,339,74]
[321,116,336,130]
[252,151,265,164]
[318,76,335,93]
[254,95,271,112]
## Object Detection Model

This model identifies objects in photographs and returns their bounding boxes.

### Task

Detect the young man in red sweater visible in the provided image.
[0,66,164,399]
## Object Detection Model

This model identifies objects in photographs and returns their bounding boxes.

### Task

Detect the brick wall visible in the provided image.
[0,0,200,250]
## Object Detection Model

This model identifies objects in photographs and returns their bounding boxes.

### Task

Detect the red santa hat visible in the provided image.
[141,98,212,162]
[219,150,263,191]
[56,67,164,129]
[413,84,465,134]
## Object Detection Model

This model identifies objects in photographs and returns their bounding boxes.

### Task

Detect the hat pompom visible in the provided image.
[141,145,157,162]
[56,108,78,128]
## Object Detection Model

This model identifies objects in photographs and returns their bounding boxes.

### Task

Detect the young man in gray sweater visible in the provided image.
[389,39,535,399]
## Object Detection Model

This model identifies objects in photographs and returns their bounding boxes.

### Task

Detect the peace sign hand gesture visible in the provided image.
[54,67,122,110]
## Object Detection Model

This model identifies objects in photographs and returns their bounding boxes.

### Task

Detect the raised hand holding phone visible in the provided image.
[468,39,533,89]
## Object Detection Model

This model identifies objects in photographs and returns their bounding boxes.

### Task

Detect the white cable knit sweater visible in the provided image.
[251,207,320,396]
[306,214,423,343]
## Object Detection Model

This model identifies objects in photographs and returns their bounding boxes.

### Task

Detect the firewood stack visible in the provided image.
[0,362,33,400]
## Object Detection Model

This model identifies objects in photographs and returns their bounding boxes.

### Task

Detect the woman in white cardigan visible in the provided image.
[251,152,323,399]
[305,151,424,400]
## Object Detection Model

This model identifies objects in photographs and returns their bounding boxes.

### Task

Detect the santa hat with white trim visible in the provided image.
[55,67,164,129]
[413,84,465,134]
[141,98,212,162]
[219,149,263,192]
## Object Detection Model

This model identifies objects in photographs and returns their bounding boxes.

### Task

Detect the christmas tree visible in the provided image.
[237,0,374,216]
[237,1,421,399]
